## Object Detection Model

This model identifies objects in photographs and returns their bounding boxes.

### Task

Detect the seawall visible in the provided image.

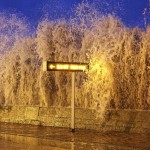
[0,106,150,133]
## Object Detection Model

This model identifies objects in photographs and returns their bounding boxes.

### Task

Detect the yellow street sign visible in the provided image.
[43,61,88,72]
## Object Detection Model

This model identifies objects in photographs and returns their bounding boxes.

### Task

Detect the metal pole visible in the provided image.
[71,142,74,150]
[71,72,75,132]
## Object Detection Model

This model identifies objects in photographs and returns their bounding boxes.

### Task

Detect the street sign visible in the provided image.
[43,61,88,132]
[43,61,88,72]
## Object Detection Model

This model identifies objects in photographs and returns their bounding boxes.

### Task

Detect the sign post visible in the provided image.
[43,61,88,132]
[71,72,75,132]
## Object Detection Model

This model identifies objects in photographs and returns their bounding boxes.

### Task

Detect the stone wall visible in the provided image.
[0,106,150,133]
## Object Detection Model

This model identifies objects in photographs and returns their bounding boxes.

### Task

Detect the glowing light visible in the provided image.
[56,64,69,70]
[50,64,55,69]
[43,61,88,72]
[70,65,86,71]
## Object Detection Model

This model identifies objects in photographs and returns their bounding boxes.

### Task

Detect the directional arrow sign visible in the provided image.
[49,64,55,69]
[43,61,88,72]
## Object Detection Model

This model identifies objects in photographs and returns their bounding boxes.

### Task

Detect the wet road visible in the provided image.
[0,123,150,150]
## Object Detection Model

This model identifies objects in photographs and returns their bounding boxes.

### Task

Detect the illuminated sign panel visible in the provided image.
[43,61,88,72]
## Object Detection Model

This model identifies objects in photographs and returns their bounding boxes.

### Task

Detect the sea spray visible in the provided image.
[0,2,149,121]
[0,12,30,55]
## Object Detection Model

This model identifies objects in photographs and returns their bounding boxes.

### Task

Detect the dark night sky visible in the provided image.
[0,0,150,29]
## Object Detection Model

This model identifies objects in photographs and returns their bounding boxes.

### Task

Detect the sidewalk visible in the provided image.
[0,122,150,150]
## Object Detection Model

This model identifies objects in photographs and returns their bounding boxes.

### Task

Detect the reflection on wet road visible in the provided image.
[0,123,149,150]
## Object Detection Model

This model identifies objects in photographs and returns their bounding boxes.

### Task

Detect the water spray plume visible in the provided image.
[0,12,30,55]
[143,0,150,28]
[0,2,149,120]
